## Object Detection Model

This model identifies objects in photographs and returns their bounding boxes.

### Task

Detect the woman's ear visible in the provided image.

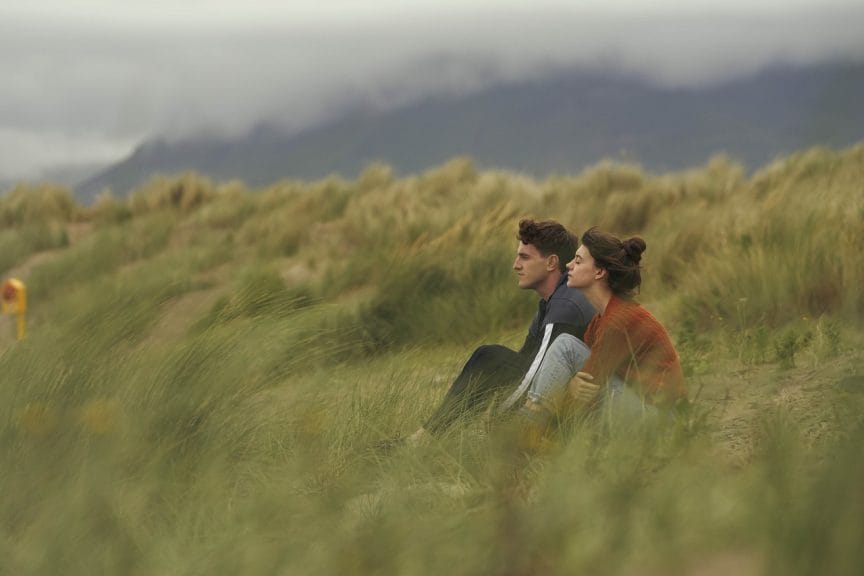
[594,266,607,281]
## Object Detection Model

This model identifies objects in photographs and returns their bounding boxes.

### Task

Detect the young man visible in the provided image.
[407,218,595,444]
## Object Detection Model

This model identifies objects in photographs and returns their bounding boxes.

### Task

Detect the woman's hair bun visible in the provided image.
[622,237,646,263]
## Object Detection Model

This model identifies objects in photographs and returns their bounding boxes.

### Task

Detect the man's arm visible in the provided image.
[544,290,595,340]
[517,314,542,356]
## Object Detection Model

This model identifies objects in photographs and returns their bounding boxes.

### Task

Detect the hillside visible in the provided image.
[76,62,864,201]
[2,147,864,575]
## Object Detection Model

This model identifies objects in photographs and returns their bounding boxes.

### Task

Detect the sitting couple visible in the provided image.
[407,218,687,446]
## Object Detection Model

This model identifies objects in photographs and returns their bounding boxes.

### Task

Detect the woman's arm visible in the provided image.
[582,317,641,388]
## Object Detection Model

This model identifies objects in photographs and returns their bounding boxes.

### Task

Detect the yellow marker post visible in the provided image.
[1,278,27,340]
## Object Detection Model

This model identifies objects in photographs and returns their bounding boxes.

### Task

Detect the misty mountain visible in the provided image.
[2,163,118,194]
[77,62,864,201]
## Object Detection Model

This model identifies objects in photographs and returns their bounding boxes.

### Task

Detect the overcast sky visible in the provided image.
[1,0,863,181]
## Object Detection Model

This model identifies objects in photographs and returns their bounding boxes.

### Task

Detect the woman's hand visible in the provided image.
[568,371,600,405]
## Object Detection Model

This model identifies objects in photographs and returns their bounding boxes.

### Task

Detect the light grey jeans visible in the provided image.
[527,333,658,427]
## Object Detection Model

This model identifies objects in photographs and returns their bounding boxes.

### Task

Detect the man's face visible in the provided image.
[513,242,554,291]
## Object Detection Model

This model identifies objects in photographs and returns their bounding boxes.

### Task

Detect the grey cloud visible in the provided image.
[1,4,863,179]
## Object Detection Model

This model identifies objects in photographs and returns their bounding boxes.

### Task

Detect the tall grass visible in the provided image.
[0,184,75,274]
[1,145,863,574]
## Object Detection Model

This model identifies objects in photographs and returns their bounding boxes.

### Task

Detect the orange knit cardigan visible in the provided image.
[582,295,686,404]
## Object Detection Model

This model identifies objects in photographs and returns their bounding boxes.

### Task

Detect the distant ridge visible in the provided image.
[77,62,864,202]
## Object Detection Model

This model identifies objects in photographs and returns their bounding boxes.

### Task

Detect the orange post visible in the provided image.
[1,278,26,340]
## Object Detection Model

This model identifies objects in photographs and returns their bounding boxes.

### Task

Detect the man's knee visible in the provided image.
[468,344,514,363]
[462,344,521,376]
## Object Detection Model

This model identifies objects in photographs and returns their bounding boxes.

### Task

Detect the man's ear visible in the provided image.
[546,254,559,272]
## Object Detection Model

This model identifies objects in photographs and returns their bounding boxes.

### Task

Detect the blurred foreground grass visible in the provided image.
[1,147,863,575]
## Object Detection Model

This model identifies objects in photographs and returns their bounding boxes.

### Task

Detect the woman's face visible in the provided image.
[566,244,601,289]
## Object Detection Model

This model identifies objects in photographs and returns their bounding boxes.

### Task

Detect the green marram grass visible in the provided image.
[1,147,863,575]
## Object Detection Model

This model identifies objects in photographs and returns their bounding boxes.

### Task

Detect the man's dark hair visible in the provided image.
[517,219,577,273]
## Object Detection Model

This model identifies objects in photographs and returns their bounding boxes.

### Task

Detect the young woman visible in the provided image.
[522,226,686,428]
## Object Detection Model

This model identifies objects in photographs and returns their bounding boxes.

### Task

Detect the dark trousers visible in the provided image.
[424,344,531,435]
